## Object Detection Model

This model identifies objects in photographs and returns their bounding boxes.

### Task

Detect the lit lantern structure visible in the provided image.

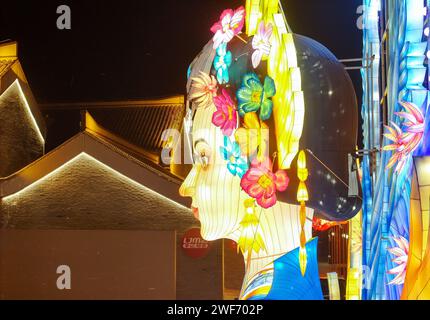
[327,272,341,300]
[360,0,430,300]
[180,0,361,300]
[297,150,309,276]
[402,157,430,299]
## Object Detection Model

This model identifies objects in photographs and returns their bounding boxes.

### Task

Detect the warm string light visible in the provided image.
[0,79,45,144]
[4,152,191,211]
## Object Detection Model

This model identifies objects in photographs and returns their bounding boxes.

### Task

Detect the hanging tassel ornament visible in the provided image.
[238,199,266,260]
[299,201,307,276]
[297,151,309,276]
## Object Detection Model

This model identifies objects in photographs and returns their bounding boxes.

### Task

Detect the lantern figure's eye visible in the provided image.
[194,140,211,170]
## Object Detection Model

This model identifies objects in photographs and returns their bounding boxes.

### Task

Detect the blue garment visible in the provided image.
[244,237,323,300]
[265,237,323,300]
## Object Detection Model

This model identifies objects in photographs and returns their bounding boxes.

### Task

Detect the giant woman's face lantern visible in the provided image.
[179,18,291,242]
[180,95,247,241]
[180,4,361,243]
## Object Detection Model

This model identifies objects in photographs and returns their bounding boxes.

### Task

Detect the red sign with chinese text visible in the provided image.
[181,228,210,259]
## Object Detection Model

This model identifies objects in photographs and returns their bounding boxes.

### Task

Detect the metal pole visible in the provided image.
[344,66,370,70]
[339,58,374,63]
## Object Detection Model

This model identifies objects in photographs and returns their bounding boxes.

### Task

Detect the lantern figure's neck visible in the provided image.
[235,201,313,298]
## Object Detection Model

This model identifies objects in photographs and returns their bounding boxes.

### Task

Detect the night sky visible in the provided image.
[1,0,364,151]
[1,0,363,103]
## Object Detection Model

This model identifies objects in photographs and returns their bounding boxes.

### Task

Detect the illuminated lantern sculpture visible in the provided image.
[179,0,361,300]
[360,0,429,300]
[312,217,348,232]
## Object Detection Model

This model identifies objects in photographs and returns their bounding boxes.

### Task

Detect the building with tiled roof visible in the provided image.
[0,41,46,177]
[0,41,225,299]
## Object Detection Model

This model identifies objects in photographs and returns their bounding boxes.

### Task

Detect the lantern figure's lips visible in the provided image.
[192,207,200,220]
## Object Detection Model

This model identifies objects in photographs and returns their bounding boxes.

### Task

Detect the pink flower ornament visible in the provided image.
[383,101,425,172]
[210,6,246,49]
[387,236,409,285]
[240,158,289,209]
[212,89,238,136]
[251,21,273,68]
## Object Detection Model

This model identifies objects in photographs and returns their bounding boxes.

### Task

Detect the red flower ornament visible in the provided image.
[240,158,289,209]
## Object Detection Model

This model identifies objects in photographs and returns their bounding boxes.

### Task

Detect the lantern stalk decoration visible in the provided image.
[238,199,266,261]
[297,150,309,276]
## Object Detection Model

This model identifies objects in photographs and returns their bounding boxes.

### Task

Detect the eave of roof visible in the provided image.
[84,111,186,182]
[1,41,47,139]
[0,130,191,209]
[39,96,185,110]
[88,104,184,154]
[0,59,17,79]
[0,79,46,144]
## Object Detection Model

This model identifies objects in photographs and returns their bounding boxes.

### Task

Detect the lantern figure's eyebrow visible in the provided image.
[193,139,208,148]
